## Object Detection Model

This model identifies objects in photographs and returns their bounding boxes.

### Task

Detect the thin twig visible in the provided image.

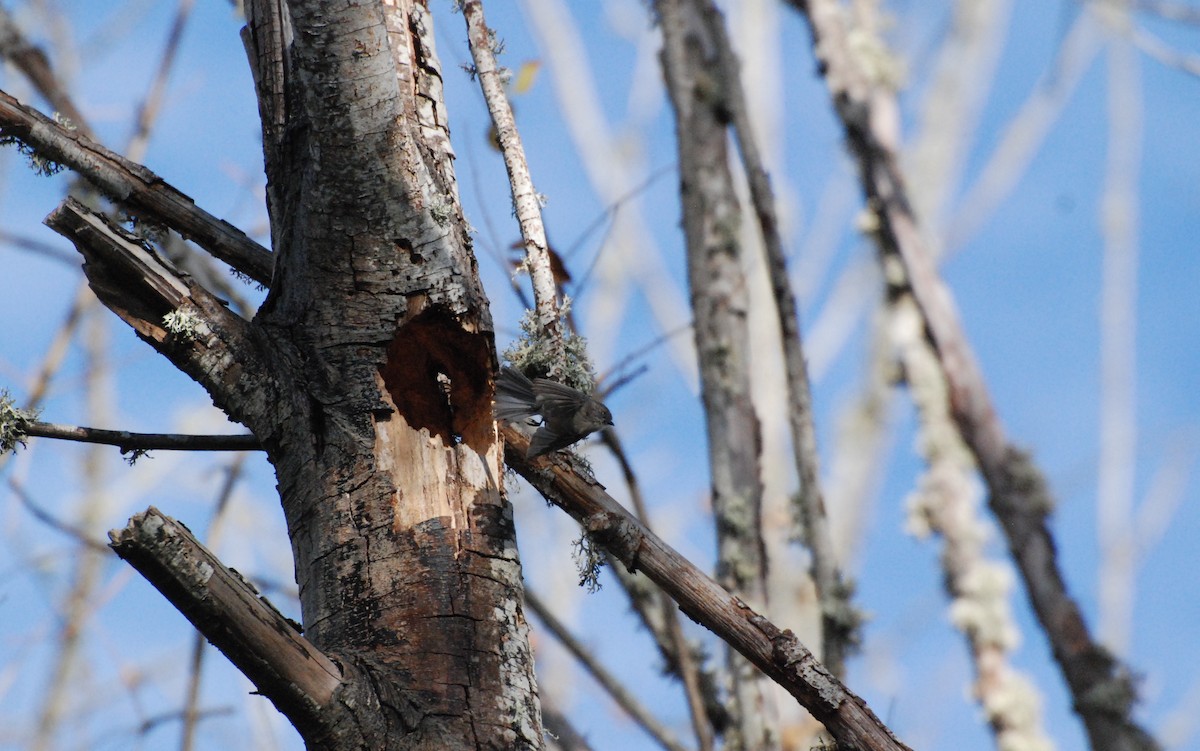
[564,163,676,262]
[1125,15,1200,76]
[0,229,77,264]
[182,455,248,751]
[600,428,719,750]
[127,0,195,161]
[7,476,109,553]
[23,421,260,453]
[24,283,93,410]
[945,13,1103,253]
[0,7,91,137]
[597,322,693,393]
[1096,7,1142,655]
[139,707,233,737]
[32,311,111,751]
[1132,0,1200,24]
[180,630,206,751]
[568,163,676,297]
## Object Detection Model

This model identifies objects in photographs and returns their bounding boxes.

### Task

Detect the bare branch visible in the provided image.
[1126,21,1200,77]
[946,13,1103,253]
[0,90,273,285]
[22,420,259,453]
[239,0,291,249]
[0,229,77,264]
[502,425,911,751]
[127,0,195,160]
[600,428,721,749]
[462,1,564,366]
[0,8,90,137]
[656,3,775,747]
[1133,0,1200,24]
[7,476,109,553]
[108,507,342,739]
[1097,16,1142,655]
[896,296,1054,750]
[44,198,279,432]
[182,456,247,751]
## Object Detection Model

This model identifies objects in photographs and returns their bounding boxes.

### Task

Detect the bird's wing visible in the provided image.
[527,425,571,458]
[531,378,590,412]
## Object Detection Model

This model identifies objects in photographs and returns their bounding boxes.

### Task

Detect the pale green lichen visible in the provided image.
[163,308,203,340]
[502,300,598,392]
[571,532,605,593]
[0,389,36,454]
[53,112,78,132]
[428,194,454,227]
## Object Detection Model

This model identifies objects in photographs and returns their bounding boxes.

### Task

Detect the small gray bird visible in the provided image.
[494,365,613,458]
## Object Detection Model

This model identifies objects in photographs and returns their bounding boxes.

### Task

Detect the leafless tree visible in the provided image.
[1,1,1189,750]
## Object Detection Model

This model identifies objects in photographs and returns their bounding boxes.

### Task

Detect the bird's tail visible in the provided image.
[494,366,540,422]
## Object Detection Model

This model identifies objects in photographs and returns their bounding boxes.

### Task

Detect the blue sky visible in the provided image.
[2,1,1199,750]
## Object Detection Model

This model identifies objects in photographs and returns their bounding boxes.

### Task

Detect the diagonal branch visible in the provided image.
[462,1,564,360]
[502,425,911,751]
[0,8,91,138]
[0,90,273,285]
[109,507,341,741]
[787,1,1159,748]
[44,198,280,433]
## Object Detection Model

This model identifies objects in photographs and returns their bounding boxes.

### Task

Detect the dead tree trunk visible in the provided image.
[36,1,544,748]
[245,2,541,747]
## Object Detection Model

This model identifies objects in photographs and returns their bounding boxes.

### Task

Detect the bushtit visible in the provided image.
[494,365,613,458]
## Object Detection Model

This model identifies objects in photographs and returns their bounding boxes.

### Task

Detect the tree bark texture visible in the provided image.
[243,2,542,748]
